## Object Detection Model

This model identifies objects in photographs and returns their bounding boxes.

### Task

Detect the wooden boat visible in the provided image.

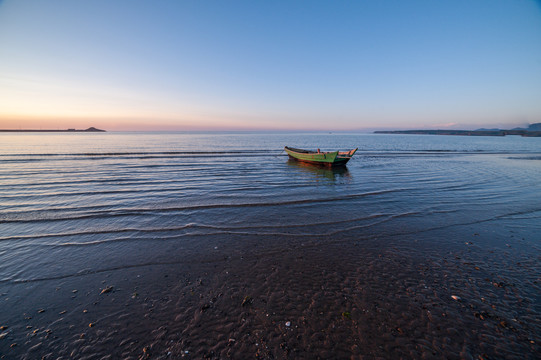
[284,146,358,167]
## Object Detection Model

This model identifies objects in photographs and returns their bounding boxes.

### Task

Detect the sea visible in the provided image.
[0,132,540,359]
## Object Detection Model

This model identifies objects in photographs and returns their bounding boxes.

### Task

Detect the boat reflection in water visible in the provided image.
[286,159,352,183]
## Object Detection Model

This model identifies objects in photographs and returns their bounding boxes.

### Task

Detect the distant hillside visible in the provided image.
[476,123,541,132]
[375,123,541,137]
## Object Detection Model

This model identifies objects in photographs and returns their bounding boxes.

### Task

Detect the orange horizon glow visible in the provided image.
[1,112,534,132]
[0,114,359,132]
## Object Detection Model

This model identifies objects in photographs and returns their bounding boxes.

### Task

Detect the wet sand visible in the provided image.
[1,217,539,359]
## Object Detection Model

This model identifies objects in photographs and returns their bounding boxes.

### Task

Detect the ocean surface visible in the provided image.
[0,132,540,359]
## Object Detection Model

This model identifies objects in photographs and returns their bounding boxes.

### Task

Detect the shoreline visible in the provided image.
[1,219,539,359]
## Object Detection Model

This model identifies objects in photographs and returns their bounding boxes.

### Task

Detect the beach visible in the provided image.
[0,133,539,359]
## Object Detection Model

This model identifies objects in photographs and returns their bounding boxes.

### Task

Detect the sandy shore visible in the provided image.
[1,218,539,359]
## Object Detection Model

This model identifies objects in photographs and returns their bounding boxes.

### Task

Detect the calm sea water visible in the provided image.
[0,132,540,283]
[1,132,541,358]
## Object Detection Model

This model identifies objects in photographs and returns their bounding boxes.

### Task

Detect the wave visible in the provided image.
[0,185,204,199]
[507,156,541,161]
[2,206,537,284]
[0,213,396,242]
[2,209,462,247]
[0,189,408,223]
[1,260,190,284]
[0,177,188,188]
[0,150,276,157]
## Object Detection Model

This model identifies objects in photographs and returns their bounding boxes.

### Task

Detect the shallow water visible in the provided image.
[0,132,540,359]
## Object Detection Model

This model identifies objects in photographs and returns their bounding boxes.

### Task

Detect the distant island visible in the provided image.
[0,127,106,132]
[375,123,541,137]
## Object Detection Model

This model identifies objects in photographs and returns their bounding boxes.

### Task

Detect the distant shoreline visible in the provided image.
[374,129,541,137]
[0,127,106,133]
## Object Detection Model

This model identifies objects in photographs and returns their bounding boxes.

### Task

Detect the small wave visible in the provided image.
[0,184,205,200]
[357,150,538,157]
[368,207,541,239]
[0,223,198,242]
[0,214,393,242]
[0,188,408,223]
[0,177,181,189]
[507,156,541,161]
[496,208,541,220]
[0,150,276,158]
[1,260,190,284]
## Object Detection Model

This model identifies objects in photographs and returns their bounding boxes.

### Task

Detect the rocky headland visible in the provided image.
[375,123,541,137]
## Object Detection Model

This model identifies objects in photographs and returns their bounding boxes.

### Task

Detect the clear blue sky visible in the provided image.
[1,0,540,131]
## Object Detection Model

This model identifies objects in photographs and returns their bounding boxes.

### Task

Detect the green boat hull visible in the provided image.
[284,146,357,167]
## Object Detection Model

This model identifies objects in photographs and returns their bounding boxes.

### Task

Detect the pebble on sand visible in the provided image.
[241,295,253,307]
[100,286,114,294]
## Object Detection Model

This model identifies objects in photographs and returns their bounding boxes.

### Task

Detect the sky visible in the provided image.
[0,0,540,131]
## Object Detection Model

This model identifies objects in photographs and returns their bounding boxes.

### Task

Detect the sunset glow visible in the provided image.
[1,0,540,131]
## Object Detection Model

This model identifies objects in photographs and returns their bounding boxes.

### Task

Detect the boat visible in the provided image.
[284,146,358,167]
